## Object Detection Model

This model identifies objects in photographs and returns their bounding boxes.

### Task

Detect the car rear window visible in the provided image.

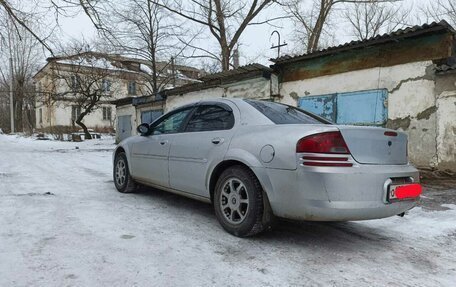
[244,99,331,125]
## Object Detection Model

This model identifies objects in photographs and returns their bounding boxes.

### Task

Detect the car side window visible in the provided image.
[185,105,234,132]
[151,108,193,135]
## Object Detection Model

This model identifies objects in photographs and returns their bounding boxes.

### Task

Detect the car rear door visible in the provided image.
[168,103,236,197]
[130,107,194,188]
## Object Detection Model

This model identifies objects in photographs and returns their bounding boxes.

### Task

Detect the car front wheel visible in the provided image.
[214,165,270,237]
[113,152,137,193]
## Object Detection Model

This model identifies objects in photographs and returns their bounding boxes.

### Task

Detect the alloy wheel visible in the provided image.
[219,178,250,224]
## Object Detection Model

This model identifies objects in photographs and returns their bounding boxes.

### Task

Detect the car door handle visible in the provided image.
[160,140,168,145]
[211,137,223,145]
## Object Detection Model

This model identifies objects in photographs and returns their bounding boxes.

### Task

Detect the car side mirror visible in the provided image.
[137,123,150,135]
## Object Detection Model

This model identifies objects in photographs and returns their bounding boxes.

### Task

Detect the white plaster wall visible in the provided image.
[166,87,225,112]
[225,78,271,99]
[52,73,142,100]
[35,104,50,129]
[280,61,434,106]
[166,78,270,112]
[35,70,149,131]
[48,102,115,130]
[279,61,438,167]
[436,91,456,170]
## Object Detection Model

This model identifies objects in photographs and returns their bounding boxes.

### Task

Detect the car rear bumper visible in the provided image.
[262,163,420,221]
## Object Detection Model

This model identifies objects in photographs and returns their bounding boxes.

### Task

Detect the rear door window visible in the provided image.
[185,105,234,132]
[245,99,330,124]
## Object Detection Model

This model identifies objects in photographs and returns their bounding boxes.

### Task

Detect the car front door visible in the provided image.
[130,107,194,188]
[168,103,236,198]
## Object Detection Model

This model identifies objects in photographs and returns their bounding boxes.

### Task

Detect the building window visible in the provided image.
[298,89,388,126]
[102,79,111,92]
[36,83,42,98]
[128,81,136,95]
[72,106,81,121]
[39,108,43,124]
[103,107,112,121]
[70,76,77,90]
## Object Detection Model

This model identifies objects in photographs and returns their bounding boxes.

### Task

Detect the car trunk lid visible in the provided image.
[337,125,408,165]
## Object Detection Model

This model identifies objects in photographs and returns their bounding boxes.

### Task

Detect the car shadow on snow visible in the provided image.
[129,186,395,250]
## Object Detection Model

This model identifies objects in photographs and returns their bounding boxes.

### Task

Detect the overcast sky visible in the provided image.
[50,0,443,68]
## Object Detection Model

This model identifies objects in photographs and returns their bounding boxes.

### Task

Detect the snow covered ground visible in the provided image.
[0,134,455,286]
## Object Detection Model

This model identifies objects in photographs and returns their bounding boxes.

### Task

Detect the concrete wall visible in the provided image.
[166,77,271,112]
[435,72,456,171]
[279,61,442,169]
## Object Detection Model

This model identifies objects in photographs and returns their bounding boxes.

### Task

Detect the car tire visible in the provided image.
[113,152,137,193]
[214,165,271,237]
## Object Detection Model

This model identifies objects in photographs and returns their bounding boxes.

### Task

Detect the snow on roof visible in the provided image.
[55,57,127,72]
[140,64,153,74]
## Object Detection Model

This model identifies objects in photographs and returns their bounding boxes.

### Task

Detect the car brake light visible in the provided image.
[298,132,353,167]
[297,131,350,154]
[384,131,398,137]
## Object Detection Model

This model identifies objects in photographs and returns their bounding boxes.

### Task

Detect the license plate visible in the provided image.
[388,183,422,201]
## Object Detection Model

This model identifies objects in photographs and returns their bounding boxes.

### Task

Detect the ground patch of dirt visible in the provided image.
[420,178,456,211]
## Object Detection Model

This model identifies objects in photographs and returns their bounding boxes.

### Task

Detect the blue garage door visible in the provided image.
[298,89,387,126]
[298,94,337,122]
[141,110,163,124]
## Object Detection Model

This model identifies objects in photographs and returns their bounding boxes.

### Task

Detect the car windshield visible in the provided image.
[244,99,331,125]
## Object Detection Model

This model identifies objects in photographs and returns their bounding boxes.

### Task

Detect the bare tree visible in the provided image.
[424,0,456,27]
[0,0,108,55]
[88,0,185,94]
[344,0,409,40]
[0,8,43,133]
[45,49,118,139]
[284,0,401,54]
[0,0,55,53]
[149,0,276,71]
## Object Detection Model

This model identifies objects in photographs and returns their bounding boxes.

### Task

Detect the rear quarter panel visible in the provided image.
[228,124,339,170]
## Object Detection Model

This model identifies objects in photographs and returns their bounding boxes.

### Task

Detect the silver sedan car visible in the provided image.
[113,98,422,237]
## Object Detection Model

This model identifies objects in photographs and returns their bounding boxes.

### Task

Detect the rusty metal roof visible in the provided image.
[272,20,455,65]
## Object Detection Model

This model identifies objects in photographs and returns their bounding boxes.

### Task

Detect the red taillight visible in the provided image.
[297,131,350,154]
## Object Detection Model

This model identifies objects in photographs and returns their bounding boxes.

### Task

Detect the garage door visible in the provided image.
[117,115,132,142]
[298,89,388,126]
